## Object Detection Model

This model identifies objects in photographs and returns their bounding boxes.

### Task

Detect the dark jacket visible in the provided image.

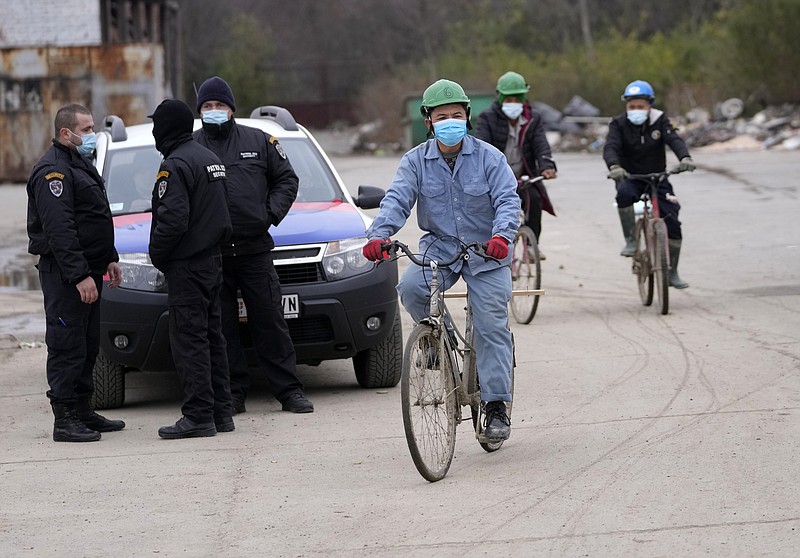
[475,101,557,215]
[27,140,118,284]
[193,119,299,255]
[603,109,690,174]
[148,137,232,272]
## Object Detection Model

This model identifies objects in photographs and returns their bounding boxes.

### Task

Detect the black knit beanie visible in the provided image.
[149,99,194,155]
[195,76,236,113]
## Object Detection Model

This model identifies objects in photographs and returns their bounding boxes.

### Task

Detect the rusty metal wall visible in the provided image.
[0,44,167,183]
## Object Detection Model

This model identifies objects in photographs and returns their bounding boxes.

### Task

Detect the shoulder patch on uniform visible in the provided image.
[156,170,170,179]
[45,171,65,180]
[49,180,64,197]
[205,163,227,181]
[157,179,168,198]
[272,141,287,160]
[268,135,278,144]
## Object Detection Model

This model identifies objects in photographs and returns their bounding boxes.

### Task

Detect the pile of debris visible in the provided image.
[544,97,800,153]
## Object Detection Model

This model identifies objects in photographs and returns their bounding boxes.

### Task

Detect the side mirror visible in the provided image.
[355,185,385,209]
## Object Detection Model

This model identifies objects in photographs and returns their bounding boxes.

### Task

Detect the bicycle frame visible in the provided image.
[626,170,684,314]
[385,239,509,481]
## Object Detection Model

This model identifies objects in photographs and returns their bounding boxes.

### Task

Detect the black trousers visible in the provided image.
[165,256,232,423]
[616,178,683,239]
[40,269,102,405]
[220,251,302,404]
[519,187,543,240]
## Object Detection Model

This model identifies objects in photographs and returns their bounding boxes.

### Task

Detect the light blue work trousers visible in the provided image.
[397,262,513,402]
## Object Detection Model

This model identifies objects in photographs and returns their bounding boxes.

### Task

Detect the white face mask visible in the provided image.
[627,109,649,125]
[502,102,524,120]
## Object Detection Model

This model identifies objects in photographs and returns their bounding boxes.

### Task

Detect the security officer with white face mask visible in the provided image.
[192,76,313,415]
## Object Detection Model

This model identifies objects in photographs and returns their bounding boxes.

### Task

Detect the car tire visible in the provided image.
[90,350,126,410]
[353,310,402,388]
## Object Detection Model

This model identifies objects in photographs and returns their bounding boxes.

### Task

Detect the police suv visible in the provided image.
[92,106,401,409]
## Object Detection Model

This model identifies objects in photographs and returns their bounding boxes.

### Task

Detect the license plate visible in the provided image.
[238,294,299,321]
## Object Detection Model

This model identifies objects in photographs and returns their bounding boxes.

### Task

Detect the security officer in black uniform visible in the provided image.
[27,103,125,442]
[192,76,313,414]
[148,99,235,439]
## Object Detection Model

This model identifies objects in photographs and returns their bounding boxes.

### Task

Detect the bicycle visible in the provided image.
[380,239,514,482]
[621,169,686,315]
[510,175,544,324]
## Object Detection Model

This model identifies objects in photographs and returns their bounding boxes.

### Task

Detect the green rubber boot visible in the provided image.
[669,239,689,289]
[618,206,637,257]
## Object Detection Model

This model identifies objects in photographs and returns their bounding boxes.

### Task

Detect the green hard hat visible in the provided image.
[420,79,470,116]
[496,71,529,98]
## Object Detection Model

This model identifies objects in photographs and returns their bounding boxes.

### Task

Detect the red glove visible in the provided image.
[485,236,509,259]
[363,238,388,262]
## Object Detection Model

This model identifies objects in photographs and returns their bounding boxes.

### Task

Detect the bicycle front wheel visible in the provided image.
[654,220,670,315]
[401,324,458,482]
[633,218,654,306]
[510,226,541,324]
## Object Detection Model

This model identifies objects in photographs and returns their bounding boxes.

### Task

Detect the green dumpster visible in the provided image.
[403,92,496,149]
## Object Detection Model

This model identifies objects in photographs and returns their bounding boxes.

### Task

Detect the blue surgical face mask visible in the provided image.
[432,118,467,147]
[71,131,96,156]
[627,109,649,125]
[202,109,230,125]
[501,102,524,120]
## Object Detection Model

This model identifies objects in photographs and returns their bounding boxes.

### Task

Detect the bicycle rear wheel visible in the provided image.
[401,324,458,482]
[633,218,654,306]
[510,226,541,324]
[654,220,670,315]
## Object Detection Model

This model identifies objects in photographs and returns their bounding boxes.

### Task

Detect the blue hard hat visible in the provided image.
[621,80,655,103]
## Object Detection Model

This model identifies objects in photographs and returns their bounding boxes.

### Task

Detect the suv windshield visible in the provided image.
[105,137,341,215]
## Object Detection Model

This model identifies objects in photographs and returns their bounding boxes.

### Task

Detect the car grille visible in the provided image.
[239,315,333,345]
[276,262,323,284]
[274,244,326,285]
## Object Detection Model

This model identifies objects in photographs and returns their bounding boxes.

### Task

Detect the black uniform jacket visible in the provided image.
[603,109,690,174]
[27,140,118,284]
[193,119,299,256]
[149,137,232,272]
[475,101,557,215]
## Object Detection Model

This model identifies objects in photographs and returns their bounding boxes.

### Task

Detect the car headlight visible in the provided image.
[117,252,167,292]
[322,237,373,280]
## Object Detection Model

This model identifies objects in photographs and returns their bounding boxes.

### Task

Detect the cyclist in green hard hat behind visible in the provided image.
[476,71,558,260]
[362,79,521,443]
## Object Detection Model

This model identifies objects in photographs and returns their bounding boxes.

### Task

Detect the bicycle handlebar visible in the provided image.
[623,167,688,183]
[380,239,495,268]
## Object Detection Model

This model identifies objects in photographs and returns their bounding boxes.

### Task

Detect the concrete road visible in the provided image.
[1,148,799,557]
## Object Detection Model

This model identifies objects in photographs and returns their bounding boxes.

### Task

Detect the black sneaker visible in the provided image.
[232,400,246,415]
[214,416,235,433]
[483,401,511,441]
[158,416,216,439]
[281,393,314,413]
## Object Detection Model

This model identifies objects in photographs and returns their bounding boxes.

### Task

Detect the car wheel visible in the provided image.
[90,350,126,410]
[353,310,402,388]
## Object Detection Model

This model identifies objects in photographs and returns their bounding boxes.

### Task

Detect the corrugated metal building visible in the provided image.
[0,0,180,182]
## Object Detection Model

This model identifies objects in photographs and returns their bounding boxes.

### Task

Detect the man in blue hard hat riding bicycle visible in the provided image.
[603,79,695,289]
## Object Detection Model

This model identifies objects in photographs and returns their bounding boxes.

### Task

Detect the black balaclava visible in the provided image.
[149,99,194,156]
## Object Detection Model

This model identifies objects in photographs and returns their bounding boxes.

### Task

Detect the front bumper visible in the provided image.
[98,260,399,371]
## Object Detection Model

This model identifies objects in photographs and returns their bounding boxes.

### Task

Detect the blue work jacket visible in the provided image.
[367,135,520,274]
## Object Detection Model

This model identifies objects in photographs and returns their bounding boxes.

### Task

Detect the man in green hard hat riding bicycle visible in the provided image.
[362,79,521,442]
